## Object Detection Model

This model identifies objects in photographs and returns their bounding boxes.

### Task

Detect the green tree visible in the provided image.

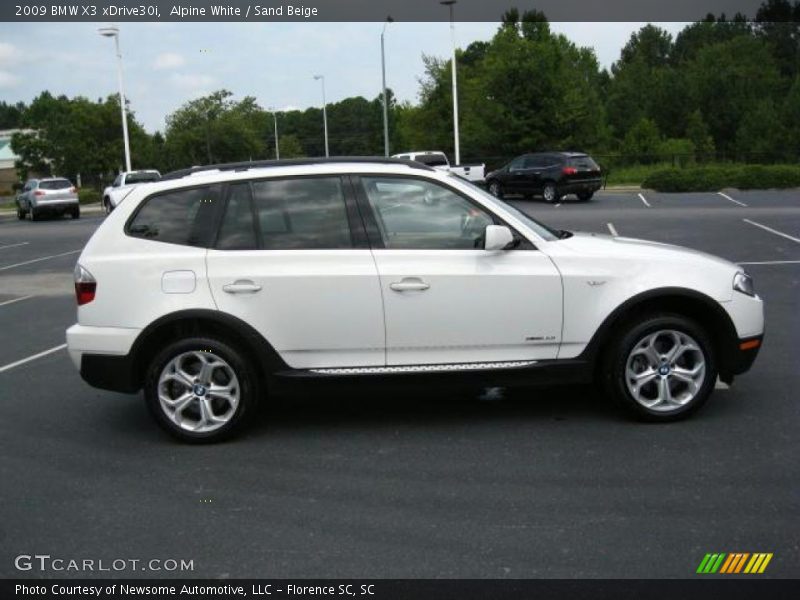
[278,135,305,158]
[622,118,661,161]
[685,110,716,161]
[735,100,787,161]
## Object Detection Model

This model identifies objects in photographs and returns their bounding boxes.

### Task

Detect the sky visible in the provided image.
[0,22,687,133]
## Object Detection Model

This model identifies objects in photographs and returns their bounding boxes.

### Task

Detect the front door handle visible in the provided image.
[390,278,430,292]
[223,280,262,294]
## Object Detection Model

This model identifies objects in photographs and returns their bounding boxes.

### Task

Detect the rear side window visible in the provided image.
[39,179,72,190]
[216,183,257,250]
[568,156,600,170]
[128,185,222,247]
[251,177,352,250]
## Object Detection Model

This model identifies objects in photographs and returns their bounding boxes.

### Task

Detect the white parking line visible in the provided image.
[638,193,651,207]
[0,295,34,308]
[717,192,747,207]
[607,222,619,236]
[0,241,30,251]
[0,249,81,272]
[0,344,67,374]
[738,260,800,265]
[743,219,800,244]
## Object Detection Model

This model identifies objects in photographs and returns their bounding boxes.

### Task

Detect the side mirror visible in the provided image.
[484,225,514,251]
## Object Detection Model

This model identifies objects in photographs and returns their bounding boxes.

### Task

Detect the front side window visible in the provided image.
[508,156,526,171]
[361,177,495,250]
[128,185,221,247]
[251,177,352,250]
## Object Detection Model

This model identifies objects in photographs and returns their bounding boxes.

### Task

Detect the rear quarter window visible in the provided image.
[127,185,222,247]
[568,156,600,170]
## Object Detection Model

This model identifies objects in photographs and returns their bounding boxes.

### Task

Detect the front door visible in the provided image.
[356,175,563,366]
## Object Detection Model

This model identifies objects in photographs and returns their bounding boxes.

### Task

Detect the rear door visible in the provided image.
[205,176,385,370]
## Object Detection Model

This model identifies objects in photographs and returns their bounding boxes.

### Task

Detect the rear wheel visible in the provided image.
[603,313,717,421]
[542,182,560,203]
[71,207,80,219]
[16,207,26,220]
[488,180,503,199]
[29,207,40,221]
[577,191,594,201]
[144,336,259,443]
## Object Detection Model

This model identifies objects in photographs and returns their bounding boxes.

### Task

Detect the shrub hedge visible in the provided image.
[78,189,101,204]
[642,165,800,192]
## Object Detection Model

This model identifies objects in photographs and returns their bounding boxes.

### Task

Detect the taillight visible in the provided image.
[562,167,577,175]
[69,187,77,194]
[74,264,96,306]
[34,190,45,196]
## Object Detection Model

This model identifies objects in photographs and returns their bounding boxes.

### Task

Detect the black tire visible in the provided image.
[30,207,40,221]
[542,182,560,203]
[144,336,259,443]
[577,191,594,202]
[103,198,113,214]
[17,207,26,220]
[602,313,717,422]
[71,207,80,219]
[487,180,503,199]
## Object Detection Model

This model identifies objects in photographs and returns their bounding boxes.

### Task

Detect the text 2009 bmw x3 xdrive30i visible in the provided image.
[66,158,764,443]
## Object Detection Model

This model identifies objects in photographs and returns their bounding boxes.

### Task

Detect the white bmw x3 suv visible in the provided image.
[66,158,764,442]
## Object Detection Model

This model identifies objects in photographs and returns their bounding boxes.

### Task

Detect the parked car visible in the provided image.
[393,151,485,183]
[486,152,602,203]
[16,177,80,220]
[102,169,161,213]
[67,158,763,443]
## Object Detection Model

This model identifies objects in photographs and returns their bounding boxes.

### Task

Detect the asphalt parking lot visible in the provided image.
[1,189,798,579]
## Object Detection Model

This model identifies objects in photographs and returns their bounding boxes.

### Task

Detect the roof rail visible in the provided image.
[160,156,433,181]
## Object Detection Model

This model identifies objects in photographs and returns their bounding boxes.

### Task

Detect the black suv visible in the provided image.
[486,152,602,203]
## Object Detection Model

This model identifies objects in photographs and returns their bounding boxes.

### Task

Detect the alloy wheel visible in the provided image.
[624,329,706,412]
[157,351,240,433]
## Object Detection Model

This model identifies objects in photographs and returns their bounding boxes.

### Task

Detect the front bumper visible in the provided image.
[727,334,763,378]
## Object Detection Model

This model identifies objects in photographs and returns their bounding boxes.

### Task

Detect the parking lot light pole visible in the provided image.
[269,108,280,159]
[313,75,329,157]
[441,0,460,165]
[381,16,394,157]
[98,25,132,173]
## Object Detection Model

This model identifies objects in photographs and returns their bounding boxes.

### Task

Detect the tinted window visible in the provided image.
[414,153,448,167]
[127,172,160,184]
[362,177,494,250]
[217,183,257,250]
[39,179,72,190]
[251,177,352,250]
[128,185,221,247]
[508,156,526,170]
[568,156,600,170]
[524,156,544,168]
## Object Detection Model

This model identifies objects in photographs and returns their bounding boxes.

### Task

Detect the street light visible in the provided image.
[98,25,132,173]
[381,16,394,157]
[440,0,460,165]
[313,75,329,157]
[269,108,280,159]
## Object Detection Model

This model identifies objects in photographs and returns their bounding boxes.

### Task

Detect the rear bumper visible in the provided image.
[66,324,141,393]
[561,180,602,194]
[31,200,79,211]
[80,353,140,393]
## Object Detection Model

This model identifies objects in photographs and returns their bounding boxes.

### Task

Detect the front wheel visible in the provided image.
[144,337,259,443]
[103,198,113,214]
[542,182,560,203]
[603,314,717,421]
[487,180,503,199]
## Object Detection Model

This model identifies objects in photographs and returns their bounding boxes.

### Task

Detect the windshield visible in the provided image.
[448,174,560,242]
[127,172,160,184]
[39,179,72,190]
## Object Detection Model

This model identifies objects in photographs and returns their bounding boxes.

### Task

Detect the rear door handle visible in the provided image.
[390,278,430,292]
[223,280,262,294]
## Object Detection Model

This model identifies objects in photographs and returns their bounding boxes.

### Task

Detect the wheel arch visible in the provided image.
[583,287,740,379]
[129,309,288,392]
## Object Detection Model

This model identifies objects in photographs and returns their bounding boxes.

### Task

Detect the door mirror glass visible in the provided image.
[484,225,514,251]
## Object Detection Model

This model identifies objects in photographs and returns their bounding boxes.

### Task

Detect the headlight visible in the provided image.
[733,271,755,297]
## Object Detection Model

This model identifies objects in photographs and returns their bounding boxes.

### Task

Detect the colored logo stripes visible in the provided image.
[697,553,773,574]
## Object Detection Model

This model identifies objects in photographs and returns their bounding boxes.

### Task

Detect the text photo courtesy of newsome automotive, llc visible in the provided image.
[0,0,798,598]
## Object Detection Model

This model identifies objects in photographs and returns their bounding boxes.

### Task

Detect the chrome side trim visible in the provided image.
[309,360,538,376]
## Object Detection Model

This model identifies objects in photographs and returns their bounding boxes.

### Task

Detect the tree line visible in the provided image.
[2,0,799,188]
